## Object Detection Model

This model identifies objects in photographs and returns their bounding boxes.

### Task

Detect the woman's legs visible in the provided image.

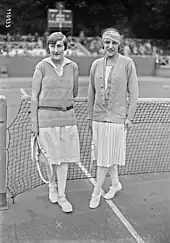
[93,166,108,195]
[89,166,108,209]
[49,162,73,212]
[104,164,122,199]
[56,163,68,198]
[48,165,58,203]
[55,163,73,213]
[108,164,119,186]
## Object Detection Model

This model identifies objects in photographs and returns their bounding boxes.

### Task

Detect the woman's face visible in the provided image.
[103,38,119,57]
[49,40,65,61]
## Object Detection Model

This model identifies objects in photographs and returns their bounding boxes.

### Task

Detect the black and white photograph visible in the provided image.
[0,1,170,242]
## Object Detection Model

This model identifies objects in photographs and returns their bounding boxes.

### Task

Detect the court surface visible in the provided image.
[0,76,170,243]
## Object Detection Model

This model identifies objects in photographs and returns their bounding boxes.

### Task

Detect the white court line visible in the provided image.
[21,88,144,242]
[78,162,145,243]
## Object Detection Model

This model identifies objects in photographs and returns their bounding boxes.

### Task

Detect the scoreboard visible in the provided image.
[47,9,72,29]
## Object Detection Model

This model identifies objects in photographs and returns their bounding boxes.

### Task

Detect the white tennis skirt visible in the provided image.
[92,121,126,167]
[39,125,80,165]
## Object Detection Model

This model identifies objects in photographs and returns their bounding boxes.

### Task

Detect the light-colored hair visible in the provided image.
[102,28,121,45]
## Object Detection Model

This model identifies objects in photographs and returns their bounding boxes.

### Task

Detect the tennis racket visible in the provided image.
[31,134,53,184]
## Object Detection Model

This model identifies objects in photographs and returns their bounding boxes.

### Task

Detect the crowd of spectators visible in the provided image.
[82,35,170,65]
[0,32,86,57]
[0,32,169,65]
[0,32,46,56]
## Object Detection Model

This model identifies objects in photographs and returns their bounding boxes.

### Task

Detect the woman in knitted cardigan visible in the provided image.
[88,28,139,209]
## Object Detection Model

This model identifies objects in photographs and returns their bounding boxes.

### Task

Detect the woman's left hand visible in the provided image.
[125,119,132,130]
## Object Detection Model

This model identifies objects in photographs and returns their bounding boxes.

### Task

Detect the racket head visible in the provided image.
[31,134,53,184]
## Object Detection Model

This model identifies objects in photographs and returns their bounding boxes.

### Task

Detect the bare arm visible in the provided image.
[31,68,42,132]
[73,63,79,98]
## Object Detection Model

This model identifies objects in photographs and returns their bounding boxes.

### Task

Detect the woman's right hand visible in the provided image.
[88,119,93,133]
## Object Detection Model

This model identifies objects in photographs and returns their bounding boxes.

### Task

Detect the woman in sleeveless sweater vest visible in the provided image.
[88,28,139,209]
[31,32,80,213]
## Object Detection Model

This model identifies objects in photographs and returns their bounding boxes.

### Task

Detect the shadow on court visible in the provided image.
[1,172,170,243]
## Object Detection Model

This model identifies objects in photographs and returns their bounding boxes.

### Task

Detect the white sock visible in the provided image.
[108,164,119,187]
[93,166,108,195]
[56,163,68,198]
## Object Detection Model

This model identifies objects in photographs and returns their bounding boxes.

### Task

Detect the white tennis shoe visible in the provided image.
[104,182,122,200]
[58,197,73,213]
[89,193,102,209]
[49,187,58,204]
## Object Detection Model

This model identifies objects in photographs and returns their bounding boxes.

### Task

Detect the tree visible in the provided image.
[1,0,170,38]
[131,0,170,38]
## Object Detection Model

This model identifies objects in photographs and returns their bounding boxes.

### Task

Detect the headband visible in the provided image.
[102,30,121,45]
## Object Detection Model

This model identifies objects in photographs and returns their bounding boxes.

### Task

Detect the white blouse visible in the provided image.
[105,66,112,89]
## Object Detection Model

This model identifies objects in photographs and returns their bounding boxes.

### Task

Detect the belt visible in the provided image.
[38,105,73,112]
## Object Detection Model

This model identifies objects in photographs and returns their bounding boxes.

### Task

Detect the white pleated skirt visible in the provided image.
[92,121,126,167]
[39,125,80,165]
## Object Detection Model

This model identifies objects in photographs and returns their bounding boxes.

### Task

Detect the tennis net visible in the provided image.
[6,97,170,199]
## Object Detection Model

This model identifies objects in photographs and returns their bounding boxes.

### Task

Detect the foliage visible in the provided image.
[1,0,170,38]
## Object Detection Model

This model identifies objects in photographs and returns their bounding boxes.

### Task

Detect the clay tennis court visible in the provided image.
[0,76,170,243]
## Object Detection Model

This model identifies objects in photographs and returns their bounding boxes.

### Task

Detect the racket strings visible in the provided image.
[32,135,54,184]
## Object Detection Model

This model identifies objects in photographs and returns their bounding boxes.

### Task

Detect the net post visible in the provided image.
[0,95,8,210]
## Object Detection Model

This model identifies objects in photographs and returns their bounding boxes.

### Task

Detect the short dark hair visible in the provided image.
[47,32,68,50]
